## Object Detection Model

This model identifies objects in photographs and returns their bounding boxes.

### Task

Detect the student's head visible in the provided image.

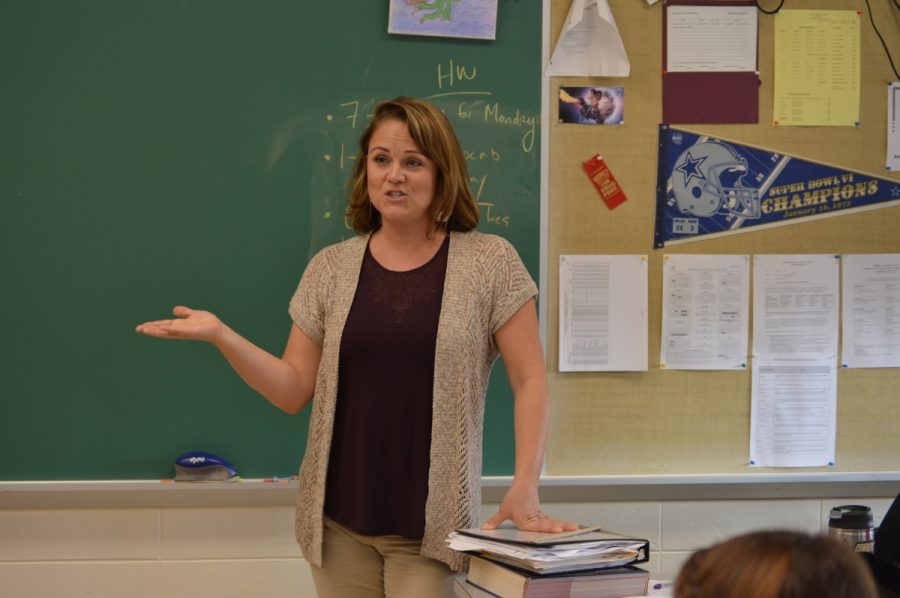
[346,96,479,235]
[674,530,878,598]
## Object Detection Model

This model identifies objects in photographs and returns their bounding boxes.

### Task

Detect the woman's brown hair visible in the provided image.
[675,530,878,598]
[345,96,480,235]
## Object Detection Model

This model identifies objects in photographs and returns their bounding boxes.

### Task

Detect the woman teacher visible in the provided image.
[136,96,575,597]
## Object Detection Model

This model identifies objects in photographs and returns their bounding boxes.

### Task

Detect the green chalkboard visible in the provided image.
[0,1,541,480]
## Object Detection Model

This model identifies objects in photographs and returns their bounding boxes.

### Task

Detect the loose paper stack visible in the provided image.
[447,526,648,574]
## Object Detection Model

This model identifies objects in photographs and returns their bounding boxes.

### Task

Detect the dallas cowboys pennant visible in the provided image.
[654,125,900,248]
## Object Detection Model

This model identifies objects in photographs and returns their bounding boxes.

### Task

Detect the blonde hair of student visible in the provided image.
[346,96,480,235]
[674,530,878,598]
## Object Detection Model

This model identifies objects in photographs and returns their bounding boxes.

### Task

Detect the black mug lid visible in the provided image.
[829,504,874,530]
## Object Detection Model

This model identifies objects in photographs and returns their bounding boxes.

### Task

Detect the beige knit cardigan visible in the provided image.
[287,229,537,571]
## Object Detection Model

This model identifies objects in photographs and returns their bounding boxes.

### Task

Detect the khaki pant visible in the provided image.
[309,516,455,598]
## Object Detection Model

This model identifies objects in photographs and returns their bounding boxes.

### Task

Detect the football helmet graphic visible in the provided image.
[670,141,761,219]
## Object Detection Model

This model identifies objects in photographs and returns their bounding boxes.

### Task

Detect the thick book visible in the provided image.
[453,575,500,598]
[467,555,650,598]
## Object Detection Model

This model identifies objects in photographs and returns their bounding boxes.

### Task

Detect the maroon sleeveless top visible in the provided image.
[323,236,449,539]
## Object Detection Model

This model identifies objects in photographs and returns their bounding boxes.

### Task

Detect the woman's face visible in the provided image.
[366,119,438,230]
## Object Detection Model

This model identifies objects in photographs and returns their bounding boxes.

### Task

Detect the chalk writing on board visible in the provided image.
[264,58,539,261]
[433,61,537,152]
[437,60,477,88]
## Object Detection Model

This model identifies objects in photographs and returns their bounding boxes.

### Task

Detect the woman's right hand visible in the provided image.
[136,306,321,414]
[135,306,225,344]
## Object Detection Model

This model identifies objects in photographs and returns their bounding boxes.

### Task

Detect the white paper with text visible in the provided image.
[661,254,750,370]
[841,253,900,368]
[546,0,629,77]
[559,255,647,372]
[750,254,839,467]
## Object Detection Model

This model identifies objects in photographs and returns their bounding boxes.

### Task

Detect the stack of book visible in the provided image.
[447,525,651,598]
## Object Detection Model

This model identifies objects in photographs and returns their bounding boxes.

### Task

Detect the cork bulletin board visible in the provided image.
[544,0,900,476]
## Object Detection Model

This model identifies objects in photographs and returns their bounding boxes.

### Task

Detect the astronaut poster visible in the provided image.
[654,126,900,248]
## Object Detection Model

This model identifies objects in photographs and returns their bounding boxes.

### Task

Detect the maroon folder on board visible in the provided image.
[661,0,759,124]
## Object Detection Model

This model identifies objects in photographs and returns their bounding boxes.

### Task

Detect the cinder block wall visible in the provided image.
[1,495,893,597]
